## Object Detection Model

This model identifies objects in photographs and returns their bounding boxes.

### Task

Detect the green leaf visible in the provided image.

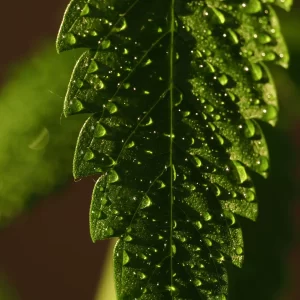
[57,0,291,298]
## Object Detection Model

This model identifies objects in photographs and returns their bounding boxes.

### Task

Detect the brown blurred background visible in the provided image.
[0,1,109,299]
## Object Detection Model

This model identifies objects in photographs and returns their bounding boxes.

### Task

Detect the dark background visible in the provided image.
[0,1,299,300]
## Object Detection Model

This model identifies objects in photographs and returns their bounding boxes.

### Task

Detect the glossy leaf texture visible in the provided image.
[57,0,291,298]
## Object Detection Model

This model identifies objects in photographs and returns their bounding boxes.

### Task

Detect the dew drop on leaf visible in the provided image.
[123,251,130,265]
[94,123,107,138]
[84,148,95,161]
[262,105,277,121]
[65,33,77,45]
[244,119,256,138]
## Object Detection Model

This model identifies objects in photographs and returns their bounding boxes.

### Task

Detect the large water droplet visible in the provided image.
[141,195,152,209]
[88,60,99,73]
[212,8,226,24]
[244,189,256,202]
[232,161,247,184]
[80,4,90,16]
[124,235,133,242]
[203,212,212,221]
[256,156,269,172]
[105,227,114,236]
[101,39,111,49]
[93,78,105,90]
[244,119,256,138]
[106,102,118,114]
[84,148,95,161]
[94,123,107,138]
[218,74,228,86]
[258,34,272,44]
[251,63,263,81]
[204,238,212,246]
[123,251,130,265]
[65,33,77,45]
[243,0,262,13]
[262,105,277,121]
[194,221,202,230]
[235,246,243,255]
[107,170,119,183]
[70,99,84,113]
[223,211,236,225]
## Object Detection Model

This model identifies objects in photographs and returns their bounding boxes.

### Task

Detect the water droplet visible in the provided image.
[65,33,77,45]
[211,184,221,196]
[172,245,176,255]
[92,77,105,90]
[212,7,226,24]
[192,156,202,167]
[223,211,236,225]
[80,4,90,16]
[141,116,153,126]
[84,148,95,161]
[235,246,243,255]
[256,156,269,172]
[204,105,214,113]
[244,119,256,138]
[107,170,119,183]
[258,34,272,44]
[243,0,262,13]
[138,272,147,280]
[251,63,263,81]
[142,58,152,66]
[194,279,202,287]
[76,79,84,89]
[215,133,224,145]
[88,60,99,73]
[124,235,133,242]
[105,227,114,236]
[141,195,152,209]
[227,29,239,44]
[94,123,107,138]
[218,74,228,86]
[204,238,212,246]
[123,251,130,265]
[263,51,276,61]
[101,39,111,49]
[262,105,277,121]
[70,99,84,113]
[203,212,212,221]
[106,102,118,114]
[232,161,247,184]
[244,189,256,202]
[113,18,127,32]
[194,221,202,230]
[126,141,135,149]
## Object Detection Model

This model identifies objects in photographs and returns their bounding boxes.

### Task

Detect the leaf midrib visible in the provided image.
[169,0,175,295]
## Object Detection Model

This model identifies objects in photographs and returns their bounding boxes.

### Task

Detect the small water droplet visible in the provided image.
[203,212,212,221]
[171,244,176,255]
[227,29,239,44]
[258,34,272,44]
[106,102,118,114]
[194,279,202,287]
[124,235,133,242]
[192,155,202,167]
[94,123,107,138]
[194,221,202,230]
[205,105,214,113]
[138,272,147,280]
[204,238,212,246]
[126,140,135,149]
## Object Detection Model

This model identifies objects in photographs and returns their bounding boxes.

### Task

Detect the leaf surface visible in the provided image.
[57,0,291,298]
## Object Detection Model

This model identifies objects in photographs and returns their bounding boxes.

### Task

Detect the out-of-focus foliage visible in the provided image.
[0,273,19,300]
[0,42,85,226]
